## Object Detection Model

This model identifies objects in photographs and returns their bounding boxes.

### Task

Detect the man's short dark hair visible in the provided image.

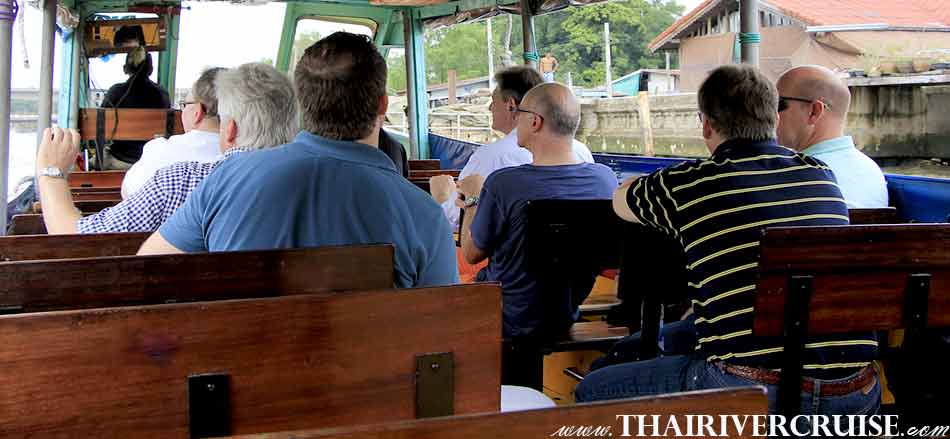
[192,67,223,118]
[698,64,778,141]
[294,32,387,141]
[494,66,543,105]
[114,25,146,47]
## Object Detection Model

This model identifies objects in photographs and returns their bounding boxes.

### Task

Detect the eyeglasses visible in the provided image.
[514,107,544,122]
[778,96,831,112]
[178,100,197,109]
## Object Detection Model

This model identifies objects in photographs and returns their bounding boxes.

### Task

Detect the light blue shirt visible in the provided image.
[159,131,460,288]
[802,136,888,208]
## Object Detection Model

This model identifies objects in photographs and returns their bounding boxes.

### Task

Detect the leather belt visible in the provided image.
[716,362,876,397]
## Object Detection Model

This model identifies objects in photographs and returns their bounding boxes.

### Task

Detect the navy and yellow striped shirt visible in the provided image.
[626,139,877,376]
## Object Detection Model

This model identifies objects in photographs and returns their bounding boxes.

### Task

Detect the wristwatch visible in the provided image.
[38,166,66,179]
[462,195,479,208]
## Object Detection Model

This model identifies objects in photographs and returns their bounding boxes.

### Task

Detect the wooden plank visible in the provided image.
[0,283,502,437]
[0,232,149,261]
[552,321,629,352]
[74,199,120,212]
[71,191,122,202]
[79,108,184,142]
[234,387,767,439]
[8,214,47,235]
[408,169,461,179]
[0,245,396,313]
[69,170,126,188]
[849,207,900,225]
[754,224,950,336]
[408,159,441,171]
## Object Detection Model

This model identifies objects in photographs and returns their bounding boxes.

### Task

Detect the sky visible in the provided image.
[10,0,704,90]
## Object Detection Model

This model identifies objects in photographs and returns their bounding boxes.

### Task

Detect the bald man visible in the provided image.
[455,83,617,388]
[776,65,888,208]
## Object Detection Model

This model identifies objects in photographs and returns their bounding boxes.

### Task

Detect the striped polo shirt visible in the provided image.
[626,138,877,376]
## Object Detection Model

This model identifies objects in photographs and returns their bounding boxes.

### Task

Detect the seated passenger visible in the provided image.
[35,62,298,234]
[430,67,595,230]
[455,83,616,385]
[776,65,888,208]
[101,25,172,169]
[137,32,459,289]
[575,65,879,417]
[122,68,225,197]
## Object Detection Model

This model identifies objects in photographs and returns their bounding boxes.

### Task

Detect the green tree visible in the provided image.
[290,30,323,72]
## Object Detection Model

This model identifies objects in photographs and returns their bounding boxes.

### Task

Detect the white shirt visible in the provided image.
[802,136,888,208]
[122,130,222,198]
[439,129,596,230]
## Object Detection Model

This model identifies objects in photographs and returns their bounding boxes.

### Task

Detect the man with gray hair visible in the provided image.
[35,62,297,234]
[456,82,616,387]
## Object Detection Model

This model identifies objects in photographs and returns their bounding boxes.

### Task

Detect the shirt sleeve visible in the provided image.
[157,176,212,252]
[469,181,505,254]
[77,175,168,234]
[121,137,166,198]
[417,214,462,287]
[625,170,680,238]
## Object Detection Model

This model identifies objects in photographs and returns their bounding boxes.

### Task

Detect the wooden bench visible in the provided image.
[0,245,395,313]
[755,224,950,416]
[8,214,48,235]
[235,387,767,439]
[79,108,184,170]
[69,170,126,188]
[0,283,501,437]
[409,169,462,192]
[408,159,441,171]
[849,207,901,225]
[0,231,149,261]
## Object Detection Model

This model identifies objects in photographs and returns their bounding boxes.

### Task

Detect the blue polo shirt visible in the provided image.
[802,136,888,208]
[159,131,460,288]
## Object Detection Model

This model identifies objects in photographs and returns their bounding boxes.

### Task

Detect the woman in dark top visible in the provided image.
[101,26,171,167]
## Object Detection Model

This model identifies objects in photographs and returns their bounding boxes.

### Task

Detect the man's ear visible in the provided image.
[809,100,825,124]
[378,94,389,117]
[506,97,517,111]
[193,102,206,125]
[225,119,238,146]
[701,116,712,140]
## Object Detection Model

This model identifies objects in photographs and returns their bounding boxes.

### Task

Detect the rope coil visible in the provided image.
[739,32,761,44]
[523,51,540,62]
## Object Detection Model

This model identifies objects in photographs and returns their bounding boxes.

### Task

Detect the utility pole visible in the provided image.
[604,22,612,99]
[740,0,760,65]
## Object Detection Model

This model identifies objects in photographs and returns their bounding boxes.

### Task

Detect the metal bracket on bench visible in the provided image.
[415,352,454,419]
[95,108,106,171]
[188,373,231,439]
[903,273,931,330]
[779,275,813,417]
[165,110,177,138]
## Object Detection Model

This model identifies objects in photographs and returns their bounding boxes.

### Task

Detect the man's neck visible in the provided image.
[802,129,846,152]
[356,129,380,148]
[531,137,579,166]
[193,121,219,134]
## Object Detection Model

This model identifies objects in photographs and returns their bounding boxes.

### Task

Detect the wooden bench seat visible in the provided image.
[69,170,126,188]
[755,224,950,416]
[0,231,149,261]
[0,283,501,437]
[0,245,395,313]
[8,214,49,235]
[234,387,767,439]
[408,159,441,171]
[849,207,901,225]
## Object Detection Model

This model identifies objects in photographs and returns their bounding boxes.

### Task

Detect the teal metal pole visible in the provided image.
[402,9,428,159]
[57,24,81,129]
[158,12,180,99]
[519,0,537,68]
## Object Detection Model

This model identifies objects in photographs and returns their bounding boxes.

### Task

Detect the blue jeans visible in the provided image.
[591,316,697,371]
[576,355,881,418]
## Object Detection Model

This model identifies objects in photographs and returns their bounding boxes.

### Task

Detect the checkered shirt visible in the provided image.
[77,148,249,233]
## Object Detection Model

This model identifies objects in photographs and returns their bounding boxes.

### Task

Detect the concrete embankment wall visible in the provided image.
[577,85,950,159]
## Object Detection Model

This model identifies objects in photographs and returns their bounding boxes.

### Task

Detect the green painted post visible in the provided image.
[276,2,298,73]
[402,9,428,159]
[57,24,82,128]
[158,12,180,99]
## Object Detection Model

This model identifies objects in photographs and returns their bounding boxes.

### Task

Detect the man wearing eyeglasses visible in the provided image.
[121,68,226,198]
[776,65,888,208]
[456,83,616,387]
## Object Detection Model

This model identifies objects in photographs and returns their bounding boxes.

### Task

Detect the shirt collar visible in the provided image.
[222,147,249,159]
[711,138,782,159]
[802,136,855,156]
[293,131,397,173]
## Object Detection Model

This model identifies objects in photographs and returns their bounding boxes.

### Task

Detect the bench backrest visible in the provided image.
[79,108,184,142]
[8,214,48,235]
[408,159,441,171]
[69,170,126,188]
[0,245,395,313]
[237,387,767,439]
[0,283,502,437]
[0,231,149,261]
[754,224,950,336]
[849,207,901,225]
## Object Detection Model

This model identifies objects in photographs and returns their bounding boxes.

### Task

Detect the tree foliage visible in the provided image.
[385,0,682,91]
